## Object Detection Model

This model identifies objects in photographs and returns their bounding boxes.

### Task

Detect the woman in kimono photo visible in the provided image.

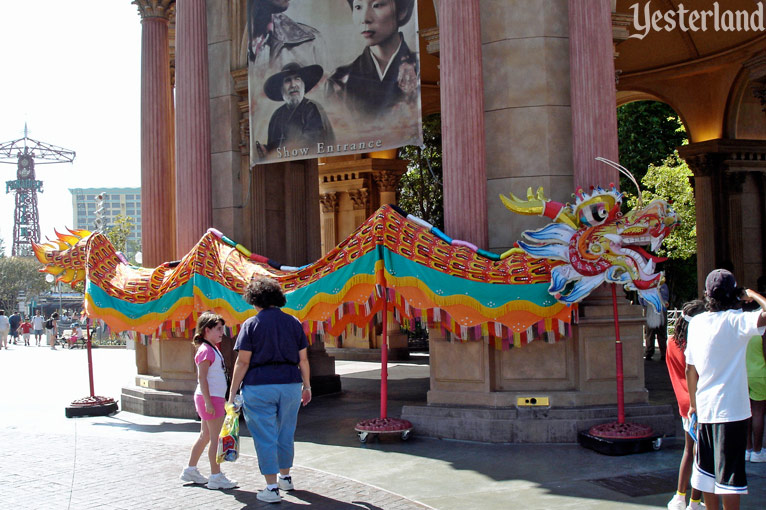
[327,0,418,121]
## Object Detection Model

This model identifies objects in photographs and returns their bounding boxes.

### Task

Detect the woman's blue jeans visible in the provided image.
[241,383,302,475]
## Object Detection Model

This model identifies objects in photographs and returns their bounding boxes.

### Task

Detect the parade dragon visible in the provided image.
[33,185,677,349]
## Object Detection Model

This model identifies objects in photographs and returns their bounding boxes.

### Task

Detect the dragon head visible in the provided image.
[500,185,678,312]
[32,227,93,286]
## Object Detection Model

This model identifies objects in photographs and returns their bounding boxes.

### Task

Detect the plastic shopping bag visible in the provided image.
[216,402,240,463]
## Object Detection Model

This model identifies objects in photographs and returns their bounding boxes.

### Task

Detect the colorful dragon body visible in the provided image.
[500,185,678,312]
[33,205,571,349]
[33,185,677,348]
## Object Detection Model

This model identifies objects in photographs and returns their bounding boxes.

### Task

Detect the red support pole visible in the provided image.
[380,288,388,419]
[86,317,95,397]
[611,284,625,424]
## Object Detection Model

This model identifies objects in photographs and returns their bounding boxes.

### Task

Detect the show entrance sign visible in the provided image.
[247,0,423,165]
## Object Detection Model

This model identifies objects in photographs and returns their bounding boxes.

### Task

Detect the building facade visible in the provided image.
[70,187,142,256]
[125,0,766,441]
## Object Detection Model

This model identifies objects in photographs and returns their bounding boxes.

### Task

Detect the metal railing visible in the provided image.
[666,308,682,336]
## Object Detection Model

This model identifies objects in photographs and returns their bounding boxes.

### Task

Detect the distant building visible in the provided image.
[69,187,142,256]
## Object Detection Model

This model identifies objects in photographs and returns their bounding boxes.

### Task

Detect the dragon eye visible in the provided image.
[581,203,609,226]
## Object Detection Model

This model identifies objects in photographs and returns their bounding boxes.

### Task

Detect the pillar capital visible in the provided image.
[133,0,175,20]
[348,188,369,211]
[372,170,401,192]
[683,153,719,177]
[319,192,339,213]
[725,171,747,194]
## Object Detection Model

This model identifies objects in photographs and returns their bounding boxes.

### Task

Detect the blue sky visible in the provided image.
[0,1,142,255]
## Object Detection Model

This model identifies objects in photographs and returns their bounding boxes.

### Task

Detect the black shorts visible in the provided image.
[692,419,748,495]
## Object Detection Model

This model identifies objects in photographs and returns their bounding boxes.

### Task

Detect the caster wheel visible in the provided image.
[401,430,412,441]
[652,437,662,451]
[358,431,369,443]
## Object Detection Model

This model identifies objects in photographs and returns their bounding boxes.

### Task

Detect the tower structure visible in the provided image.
[0,126,75,256]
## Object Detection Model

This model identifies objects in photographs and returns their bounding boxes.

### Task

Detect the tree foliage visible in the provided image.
[0,256,50,313]
[626,152,697,305]
[106,215,140,262]
[617,101,687,186]
[619,101,696,306]
[398,114,443,229]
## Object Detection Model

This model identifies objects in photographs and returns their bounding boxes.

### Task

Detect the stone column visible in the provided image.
[174,0,213,256]
[568,0,619,188]
[133,0,175,268]
[319,192,339,256]
[725,173,746,279]
[348,188,369,227]
[685,154,718,296]
[439,0,488,248]
[373,170,401,208]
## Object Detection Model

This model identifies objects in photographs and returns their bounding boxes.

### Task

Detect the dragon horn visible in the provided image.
[55,228,80,247]
[47,233,70,251]
[500,187,546,216]
[31,242,52,264]
[500,187,577,229]
[67,227,92,238]
[43,266,66,276]
[57,268,77,284]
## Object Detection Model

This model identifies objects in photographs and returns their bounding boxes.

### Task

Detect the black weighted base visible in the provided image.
[65,401,118,418]
[578,430,663,456]
[65,397,118,418]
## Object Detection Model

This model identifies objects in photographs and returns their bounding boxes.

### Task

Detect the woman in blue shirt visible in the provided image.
[228,276,311,504]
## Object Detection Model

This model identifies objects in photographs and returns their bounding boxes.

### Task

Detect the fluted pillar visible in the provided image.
[439,0,488,248]
[174,0,212,256]
[568,0,619,188]
[134,0,175,267]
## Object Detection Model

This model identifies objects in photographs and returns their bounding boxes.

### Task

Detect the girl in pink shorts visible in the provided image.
[179,312,237,490]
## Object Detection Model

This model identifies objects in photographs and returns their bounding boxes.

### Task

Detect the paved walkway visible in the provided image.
[0,428,429,509]
[2,346,766,509]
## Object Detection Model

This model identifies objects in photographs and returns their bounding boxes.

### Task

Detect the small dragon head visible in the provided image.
[32,227,92,286]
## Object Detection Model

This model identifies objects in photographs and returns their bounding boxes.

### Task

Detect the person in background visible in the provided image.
[666,299,705,510]
[8,311,20,346]
[19,318,32,347]
[32,310,44,347]
[180,312,237,490]
[67,324,84,349]
[228,276,311,504]
[46,312,59,350]
[746,276,766,463]
[643,282,670,360]
[686,269,766,509]
[0,310,9,350]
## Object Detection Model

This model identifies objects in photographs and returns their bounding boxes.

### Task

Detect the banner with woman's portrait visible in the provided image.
[247,0,423,165]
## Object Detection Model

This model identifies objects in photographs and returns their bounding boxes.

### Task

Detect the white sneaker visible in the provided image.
[687,501,704,510]
[180,466,208,484]
[207,472,237,490]
[751,450,766,462]
[278,475,294,491]
[257,487,282,503]
[746,449,753,461]
[667,494,686,510]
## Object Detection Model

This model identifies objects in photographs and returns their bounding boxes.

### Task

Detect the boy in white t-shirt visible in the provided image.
[686,269,766,510]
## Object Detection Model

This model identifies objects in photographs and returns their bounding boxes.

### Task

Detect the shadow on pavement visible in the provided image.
[231,488,386,509]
